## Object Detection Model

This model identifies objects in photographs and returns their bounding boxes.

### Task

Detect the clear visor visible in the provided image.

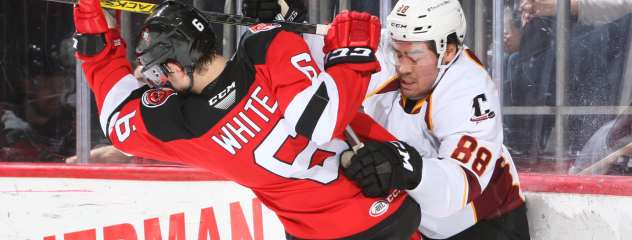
[140,64,169,89]
[383,37,436,67]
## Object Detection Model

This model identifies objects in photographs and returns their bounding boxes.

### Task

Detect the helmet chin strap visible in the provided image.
[430,45,463,90]
[183,66,195,95]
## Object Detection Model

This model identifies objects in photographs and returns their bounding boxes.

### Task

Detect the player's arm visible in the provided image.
[263,11,382,145]
[72,0,181,162]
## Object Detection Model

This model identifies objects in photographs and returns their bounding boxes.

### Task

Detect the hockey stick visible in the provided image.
[578,141,632,175]
[45,0,331,35]
[341,126,364,168]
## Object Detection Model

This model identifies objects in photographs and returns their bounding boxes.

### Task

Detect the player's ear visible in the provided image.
[165,62,183,73]
[442,43,457,65]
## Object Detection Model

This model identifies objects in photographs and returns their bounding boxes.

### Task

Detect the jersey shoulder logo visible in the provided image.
[470,93,495,123]
[142,88,177,108]
[209,81,236,110]
[249,23,281,33]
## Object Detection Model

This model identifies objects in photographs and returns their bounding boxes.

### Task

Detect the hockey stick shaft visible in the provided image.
[578,141,632,175]
[341,126,364,168]
[46,0,330,35]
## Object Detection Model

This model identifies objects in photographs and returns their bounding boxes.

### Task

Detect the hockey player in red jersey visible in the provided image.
[72,0,421,239]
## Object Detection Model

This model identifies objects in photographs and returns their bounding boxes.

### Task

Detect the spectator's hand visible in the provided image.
[322,10,382,72]
[520,0,557,27]
[504,20,522,54]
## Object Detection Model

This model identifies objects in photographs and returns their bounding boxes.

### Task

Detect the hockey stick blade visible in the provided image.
[578,141,632,175]
[46,0,330,35]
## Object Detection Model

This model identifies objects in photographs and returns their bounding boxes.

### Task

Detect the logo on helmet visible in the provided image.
[143,28,151,46]
[142,88,177,108]
[428,0,451,12]
[391,23,407,28]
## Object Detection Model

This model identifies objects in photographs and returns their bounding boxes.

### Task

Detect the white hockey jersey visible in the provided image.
[305,33,525,238]
[367,46,525,238]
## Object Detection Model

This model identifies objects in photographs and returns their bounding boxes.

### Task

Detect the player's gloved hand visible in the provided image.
[73,0,124,59]
[242,0,281,22]
[280,0,307,22]
[243,0,307,23]
[323,10,381,72]
[74,0,118,34]
[343,141,423,198]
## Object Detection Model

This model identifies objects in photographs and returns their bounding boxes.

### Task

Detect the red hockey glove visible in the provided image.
[322,10,381,72]
[73,0,124,60]
[343,141,423,198]
[74,0,118,34]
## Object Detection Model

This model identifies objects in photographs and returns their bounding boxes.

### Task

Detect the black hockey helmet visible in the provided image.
[134,0,217,89]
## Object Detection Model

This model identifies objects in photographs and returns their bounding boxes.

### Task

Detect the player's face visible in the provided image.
[391,41,440,99]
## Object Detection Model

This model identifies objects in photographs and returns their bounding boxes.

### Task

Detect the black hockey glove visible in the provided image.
[242,0,307,23]
[243,0,280,22]
[343,141,423,198]
[280,0,307,23]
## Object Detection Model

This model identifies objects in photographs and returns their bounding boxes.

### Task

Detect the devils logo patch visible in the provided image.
[142,88,176,108]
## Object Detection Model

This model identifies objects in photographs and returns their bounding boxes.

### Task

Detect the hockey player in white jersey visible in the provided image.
[342,0,531,239]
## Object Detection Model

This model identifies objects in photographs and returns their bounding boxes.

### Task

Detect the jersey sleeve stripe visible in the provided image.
[464,49,496,88]
[284,72,339,145]
[457,166,468,208]
[364,75,400,100]
[295,82,329,140]
[100,74,143,135]
[471,202,479,222]
[425,94,434,133]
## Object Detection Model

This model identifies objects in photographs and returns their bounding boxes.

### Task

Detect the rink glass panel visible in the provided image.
[2,0,630,176]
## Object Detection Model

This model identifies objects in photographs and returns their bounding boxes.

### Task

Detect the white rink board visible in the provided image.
[4,176,632,240]
[0,177,285,240]
[525,192,632,240]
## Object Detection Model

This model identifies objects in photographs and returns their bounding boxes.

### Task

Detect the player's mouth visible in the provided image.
[400,78,415,89]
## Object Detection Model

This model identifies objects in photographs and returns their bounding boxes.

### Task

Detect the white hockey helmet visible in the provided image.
[386,0,466,57]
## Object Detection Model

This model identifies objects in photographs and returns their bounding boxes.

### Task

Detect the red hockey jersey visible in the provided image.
[78,24,412,239]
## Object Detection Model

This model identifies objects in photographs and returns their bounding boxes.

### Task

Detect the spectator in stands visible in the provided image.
[1,42,76,162]
[503,0,632,164]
